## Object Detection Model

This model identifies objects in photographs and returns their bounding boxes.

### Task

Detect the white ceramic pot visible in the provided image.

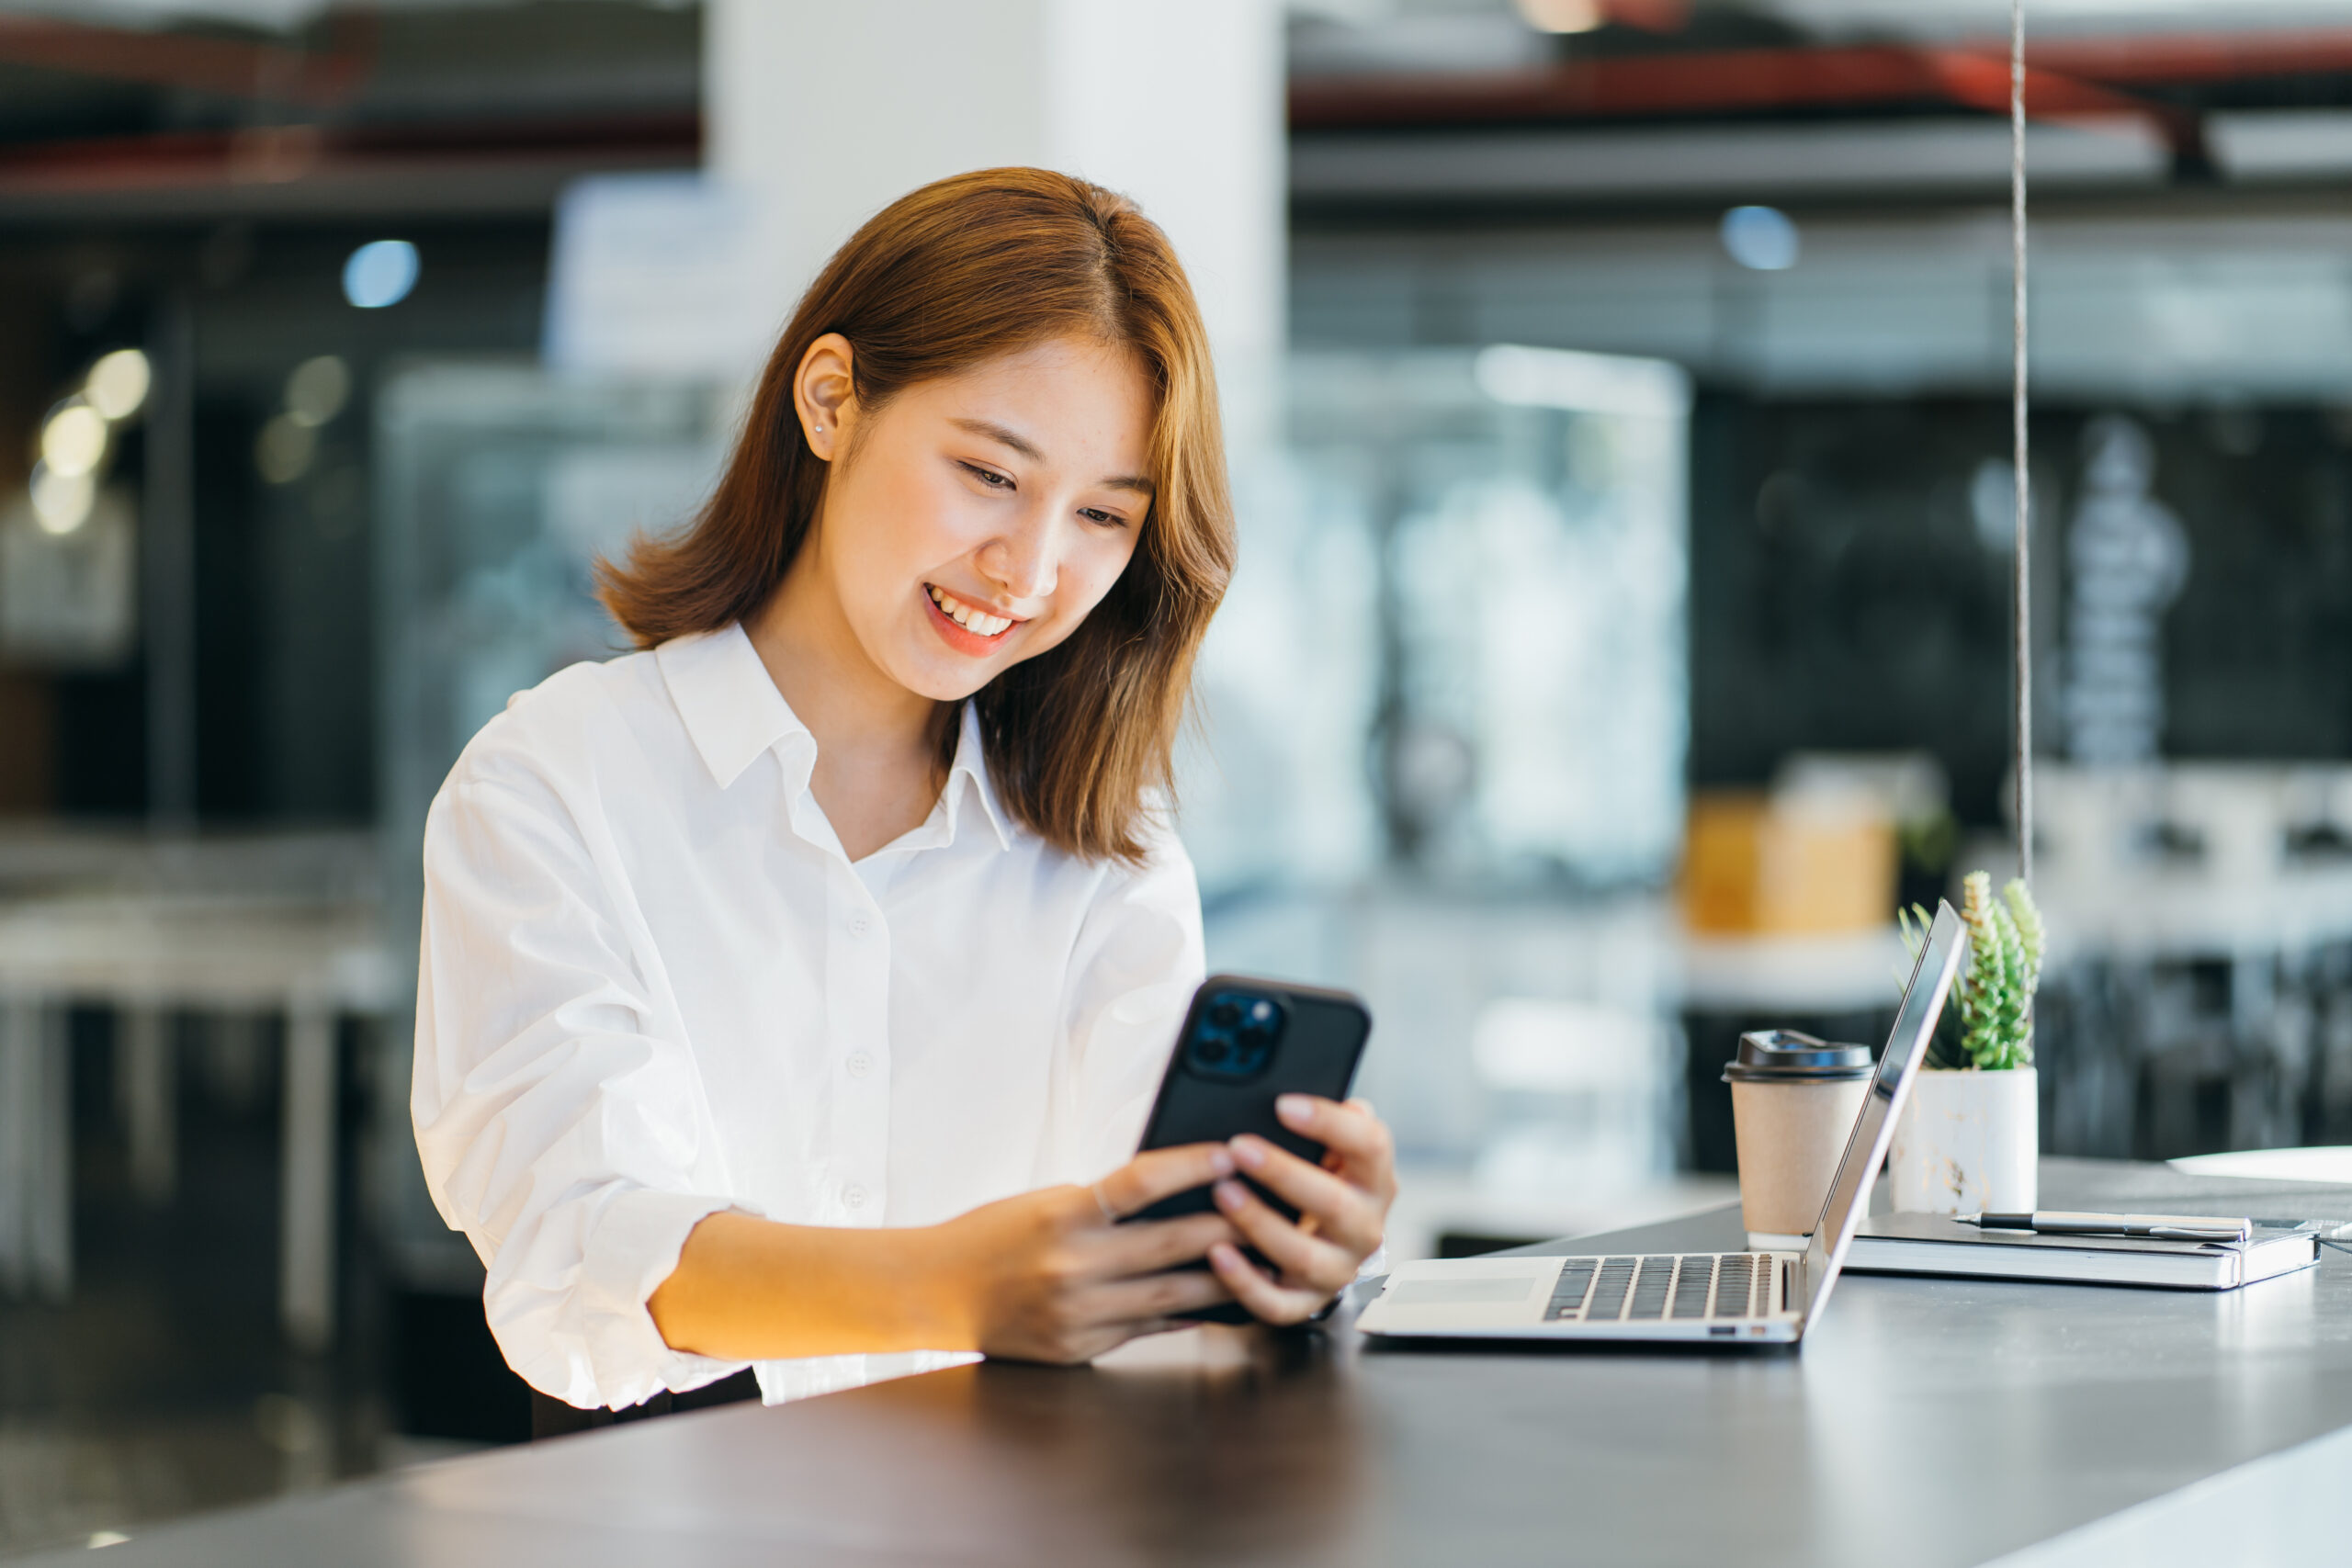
[1889,1066,2038,1215]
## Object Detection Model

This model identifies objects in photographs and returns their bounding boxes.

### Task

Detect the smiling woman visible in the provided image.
[599,167,1232,863]
[411,168,1398,1434]
[739,333,1166,860]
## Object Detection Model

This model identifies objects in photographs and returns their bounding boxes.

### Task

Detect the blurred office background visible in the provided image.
[10,0,2352,1551]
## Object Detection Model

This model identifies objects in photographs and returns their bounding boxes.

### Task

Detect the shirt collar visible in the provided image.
[944,699,1013,853]
[658,623,1012,853]
[656,624,809,793]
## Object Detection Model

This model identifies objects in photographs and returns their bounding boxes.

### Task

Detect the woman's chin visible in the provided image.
[891,651,1001,705]
[890,617,1039,701]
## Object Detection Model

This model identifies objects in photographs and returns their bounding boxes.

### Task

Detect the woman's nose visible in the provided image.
[978,516,1058,603]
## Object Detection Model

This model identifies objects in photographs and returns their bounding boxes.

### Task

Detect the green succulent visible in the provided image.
[1900,871,2042,1071]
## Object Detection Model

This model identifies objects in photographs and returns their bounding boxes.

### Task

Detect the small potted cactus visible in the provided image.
[1891,871,2045,1214]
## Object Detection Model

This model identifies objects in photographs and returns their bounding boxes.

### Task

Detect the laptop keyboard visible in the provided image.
[1543,1254,1775,1323]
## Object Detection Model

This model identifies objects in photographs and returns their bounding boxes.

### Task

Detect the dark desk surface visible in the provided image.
[37,1159,2352,1568]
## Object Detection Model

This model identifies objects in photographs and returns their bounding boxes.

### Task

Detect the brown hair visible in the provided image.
[598,167,1235,863]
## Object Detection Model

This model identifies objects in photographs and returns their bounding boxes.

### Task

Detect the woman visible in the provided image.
[412,168,1396,1426]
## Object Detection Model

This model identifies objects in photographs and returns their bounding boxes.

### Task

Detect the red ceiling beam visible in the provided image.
[2022,27,2352,86]
[1916,50,2205,158]
[1296,45,2165,128]
[1291,29,2352,132]
[0,13,374,107]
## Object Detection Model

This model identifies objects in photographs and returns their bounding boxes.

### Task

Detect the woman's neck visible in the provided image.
[745,559,949,862]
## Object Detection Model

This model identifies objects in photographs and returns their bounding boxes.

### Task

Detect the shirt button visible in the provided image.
[846,1050,874,1078]
[845,914,872,937]
[843,1185,867,1210]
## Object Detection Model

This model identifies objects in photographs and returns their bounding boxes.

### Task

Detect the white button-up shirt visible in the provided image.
[411,625,1204,1409]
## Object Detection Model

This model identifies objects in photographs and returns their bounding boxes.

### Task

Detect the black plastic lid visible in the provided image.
[1722,1028,1873,1083]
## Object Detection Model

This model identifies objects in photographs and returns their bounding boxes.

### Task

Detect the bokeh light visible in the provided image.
[39,398,107,477]
[84,347,152,422]
[285,355,352,427]
[1513,0,1602,31]
[255,413,318,484]
[1720,205,1802,272]
[28,460,95,535]
[343,240,419,309]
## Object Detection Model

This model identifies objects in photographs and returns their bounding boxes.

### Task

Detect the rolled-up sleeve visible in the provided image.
[413,754,741,1411]
[1053,814,1208,1182]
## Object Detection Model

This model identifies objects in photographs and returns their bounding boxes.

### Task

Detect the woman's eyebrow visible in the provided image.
[952,417,1044,461]
[952,416,1152,495]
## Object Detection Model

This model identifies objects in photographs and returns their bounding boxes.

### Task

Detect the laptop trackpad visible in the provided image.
[1387,1276,1540,1305]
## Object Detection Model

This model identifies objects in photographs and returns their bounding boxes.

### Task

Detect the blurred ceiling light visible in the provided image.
[284,355,351,427]
[1514,0,1604,30]
[84,348,153,422]
[343,239,419,310]
[28,462,95,536]
[1475,344,1691,419]
[255,413,317,485]
[39,399,108,478]
[1721,205,1802,271]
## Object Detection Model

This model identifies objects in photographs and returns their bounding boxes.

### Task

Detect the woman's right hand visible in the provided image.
[936,1143,1244,1364]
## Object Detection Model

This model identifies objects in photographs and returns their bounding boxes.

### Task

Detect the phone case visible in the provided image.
[1126,975,1373,1322]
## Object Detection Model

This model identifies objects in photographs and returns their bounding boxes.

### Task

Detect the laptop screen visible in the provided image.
[1800,901,1967,1318]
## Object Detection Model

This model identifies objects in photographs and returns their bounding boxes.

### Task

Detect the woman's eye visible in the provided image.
[1080,507,1129,528]
[958,462,1013,490]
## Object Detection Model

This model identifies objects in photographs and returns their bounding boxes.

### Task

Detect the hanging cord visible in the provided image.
[2011,0,2033,889]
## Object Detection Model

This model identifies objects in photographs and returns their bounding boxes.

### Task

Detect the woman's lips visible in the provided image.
[922,585,1019,656]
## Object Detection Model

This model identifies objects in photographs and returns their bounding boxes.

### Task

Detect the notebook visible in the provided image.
[1842,1212,2323,1290]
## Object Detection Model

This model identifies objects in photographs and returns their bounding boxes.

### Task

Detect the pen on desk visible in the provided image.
[1956,1211,2254,1243]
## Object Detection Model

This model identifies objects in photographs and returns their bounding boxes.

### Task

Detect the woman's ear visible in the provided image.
[794,333,856,462]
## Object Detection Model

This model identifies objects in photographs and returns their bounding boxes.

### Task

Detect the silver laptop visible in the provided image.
[1358,900,1965,1346]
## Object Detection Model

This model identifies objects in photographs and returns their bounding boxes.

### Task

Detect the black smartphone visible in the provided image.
[1125,975,1373,1322]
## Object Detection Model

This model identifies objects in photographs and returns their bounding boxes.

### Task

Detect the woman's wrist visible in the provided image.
[899,1218,983,1351]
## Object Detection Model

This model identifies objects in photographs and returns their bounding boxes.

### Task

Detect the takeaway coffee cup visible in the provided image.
[1724,1029,1874,1249]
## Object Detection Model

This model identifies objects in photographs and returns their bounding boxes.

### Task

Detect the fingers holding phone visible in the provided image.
[1124,976,1377,1325]
[942,1141,1242,1364]
[1207,1095,1396,1325]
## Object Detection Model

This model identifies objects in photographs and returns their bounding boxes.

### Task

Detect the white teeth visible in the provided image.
[930,586,1012,638]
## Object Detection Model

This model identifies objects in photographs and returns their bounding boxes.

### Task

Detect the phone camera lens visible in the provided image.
[1189,993,1283,1079]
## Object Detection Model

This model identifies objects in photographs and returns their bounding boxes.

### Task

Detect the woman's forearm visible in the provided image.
[647,1210,972,1360]
[648,1153,1256,1366]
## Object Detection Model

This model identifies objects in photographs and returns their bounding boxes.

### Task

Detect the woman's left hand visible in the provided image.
[1205,1095,1396,1325]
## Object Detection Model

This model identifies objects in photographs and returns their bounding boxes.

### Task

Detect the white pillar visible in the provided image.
[706,0,1284,437]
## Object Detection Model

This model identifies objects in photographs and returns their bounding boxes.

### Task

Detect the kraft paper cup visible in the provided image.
[1724,1030,1874,1249]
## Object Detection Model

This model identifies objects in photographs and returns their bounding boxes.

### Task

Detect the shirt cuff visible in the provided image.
[572,1187,741,1410]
